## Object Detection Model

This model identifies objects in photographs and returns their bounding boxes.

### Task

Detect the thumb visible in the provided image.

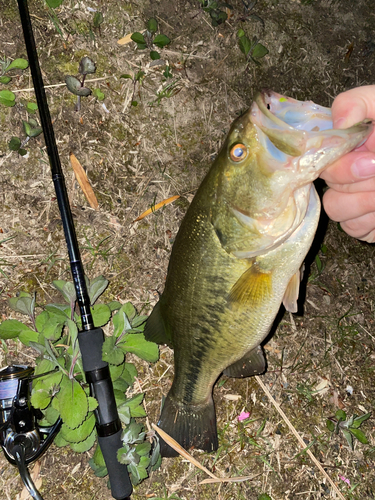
[332,85,375,129]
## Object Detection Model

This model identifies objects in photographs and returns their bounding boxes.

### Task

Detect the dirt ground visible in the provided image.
[0,0,374,499]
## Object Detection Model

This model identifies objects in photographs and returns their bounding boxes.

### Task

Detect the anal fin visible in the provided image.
[223,345,266,378]
[158,393,218,457]
[282,267,303,313]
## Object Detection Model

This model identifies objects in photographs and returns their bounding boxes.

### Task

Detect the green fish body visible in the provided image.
[145,90,373,457]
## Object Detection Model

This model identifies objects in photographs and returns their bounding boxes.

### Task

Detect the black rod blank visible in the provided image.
[16,1,132,498]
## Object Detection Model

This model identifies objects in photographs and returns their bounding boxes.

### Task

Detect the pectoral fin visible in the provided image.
[223,345,266,378]
[282,268,302,313]
[228,264,272,308]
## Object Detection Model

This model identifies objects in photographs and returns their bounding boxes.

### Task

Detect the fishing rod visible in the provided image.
[13,1,133,498]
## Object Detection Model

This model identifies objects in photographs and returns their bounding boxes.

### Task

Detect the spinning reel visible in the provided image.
[0,365,61,499]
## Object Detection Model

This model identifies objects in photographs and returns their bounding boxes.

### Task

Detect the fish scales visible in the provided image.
[145,90,373,457]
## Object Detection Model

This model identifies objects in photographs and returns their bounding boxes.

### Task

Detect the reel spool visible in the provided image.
[0,365,61,500]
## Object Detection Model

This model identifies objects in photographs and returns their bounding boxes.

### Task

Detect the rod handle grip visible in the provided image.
[98,430,132,499]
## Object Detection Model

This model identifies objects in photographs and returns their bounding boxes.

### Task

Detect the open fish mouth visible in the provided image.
[249,90,373,174]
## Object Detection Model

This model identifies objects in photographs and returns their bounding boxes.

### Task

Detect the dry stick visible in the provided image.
[254,375,346,500]
[151,424,253,485]
[12,76,112,93]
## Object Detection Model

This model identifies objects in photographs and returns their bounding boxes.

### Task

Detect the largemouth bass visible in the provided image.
[145,90,373,457]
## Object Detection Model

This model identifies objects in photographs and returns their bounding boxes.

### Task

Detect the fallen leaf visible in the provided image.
[69,153,99,209]
[133,195,180,222]
[118,33,134,45]
[223,394,241,401]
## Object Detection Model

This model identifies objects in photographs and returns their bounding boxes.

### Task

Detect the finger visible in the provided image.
[320,151,375,185]
[340,214,375,242]
[322,188,375,222]
[332,85,375,151]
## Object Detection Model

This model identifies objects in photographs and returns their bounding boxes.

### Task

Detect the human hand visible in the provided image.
[320,85,375,242]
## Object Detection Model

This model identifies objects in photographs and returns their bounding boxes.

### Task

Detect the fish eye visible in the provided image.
[230,143,248,162]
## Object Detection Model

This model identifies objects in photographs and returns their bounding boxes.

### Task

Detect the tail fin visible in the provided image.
[157,393,218,457]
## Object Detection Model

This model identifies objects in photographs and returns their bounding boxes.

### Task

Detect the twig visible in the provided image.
[152,424,254,485]
[254,376,346,500]
[11,76,112,93]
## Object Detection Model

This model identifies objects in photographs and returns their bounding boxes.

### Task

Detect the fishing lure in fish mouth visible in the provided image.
[145,90,373,457]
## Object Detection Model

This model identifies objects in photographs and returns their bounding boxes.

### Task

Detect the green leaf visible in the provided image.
[0,76,12,84]
[88,275,109,305]
[102,336,125,365]
[153,34,171,48]
[135,441,151,457]
[0,89,16,106]
[120,333,159,362]
[54,431,69,447]
[9,136,21,151]
[147,18,158,34]
[118,404,131,425]
[237,29,245,38]
[128,460,149,485]
[65,75,91,97]
[131,32,146,45]
[19,329,39,346]
[121,421,145,445]
[30,388,51,410]
[131,100,138,107]
[0,319,35,340]
[53,280,77,304]
[88,397,98,412]
[43,405,60,425]
[89,444,108,477]
[351,412,371,429]
[326,419,335,432]
[258,495,272,500]
[131,315,147,329]
[92,88,105,101]
[113,377,129,393]
[93,11,104,28]
[19,148,28,156]
[113,307,131,337]
[109,362,125,382]
[26,102,38,114]
[342,428,354,450]
[45,303,70,320]
[92,303,111,327]
[45,0,65,7]
[60,413,96,443]
[238,35,251,56]
[70,429,96,452]
[9,292,35,316]
[335,409,347,422]
[6,58,29,71]
[120,74,133,80]
[252,43,269,59]
[349,428,369,444]
[108,300,122,312]
[150,51,161,60]
[122,363,137,386]
[57,377,88,429]
[121,393,145,417]
[79,56,96,75]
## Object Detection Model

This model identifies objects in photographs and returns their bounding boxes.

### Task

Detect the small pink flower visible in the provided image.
[238,411,250,421]
[339,475,351,486]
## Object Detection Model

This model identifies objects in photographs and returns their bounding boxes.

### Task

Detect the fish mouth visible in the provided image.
[250,90,374,174]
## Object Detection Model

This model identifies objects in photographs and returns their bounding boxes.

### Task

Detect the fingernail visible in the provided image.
[333,117,348,129]
[352,156,375,178]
